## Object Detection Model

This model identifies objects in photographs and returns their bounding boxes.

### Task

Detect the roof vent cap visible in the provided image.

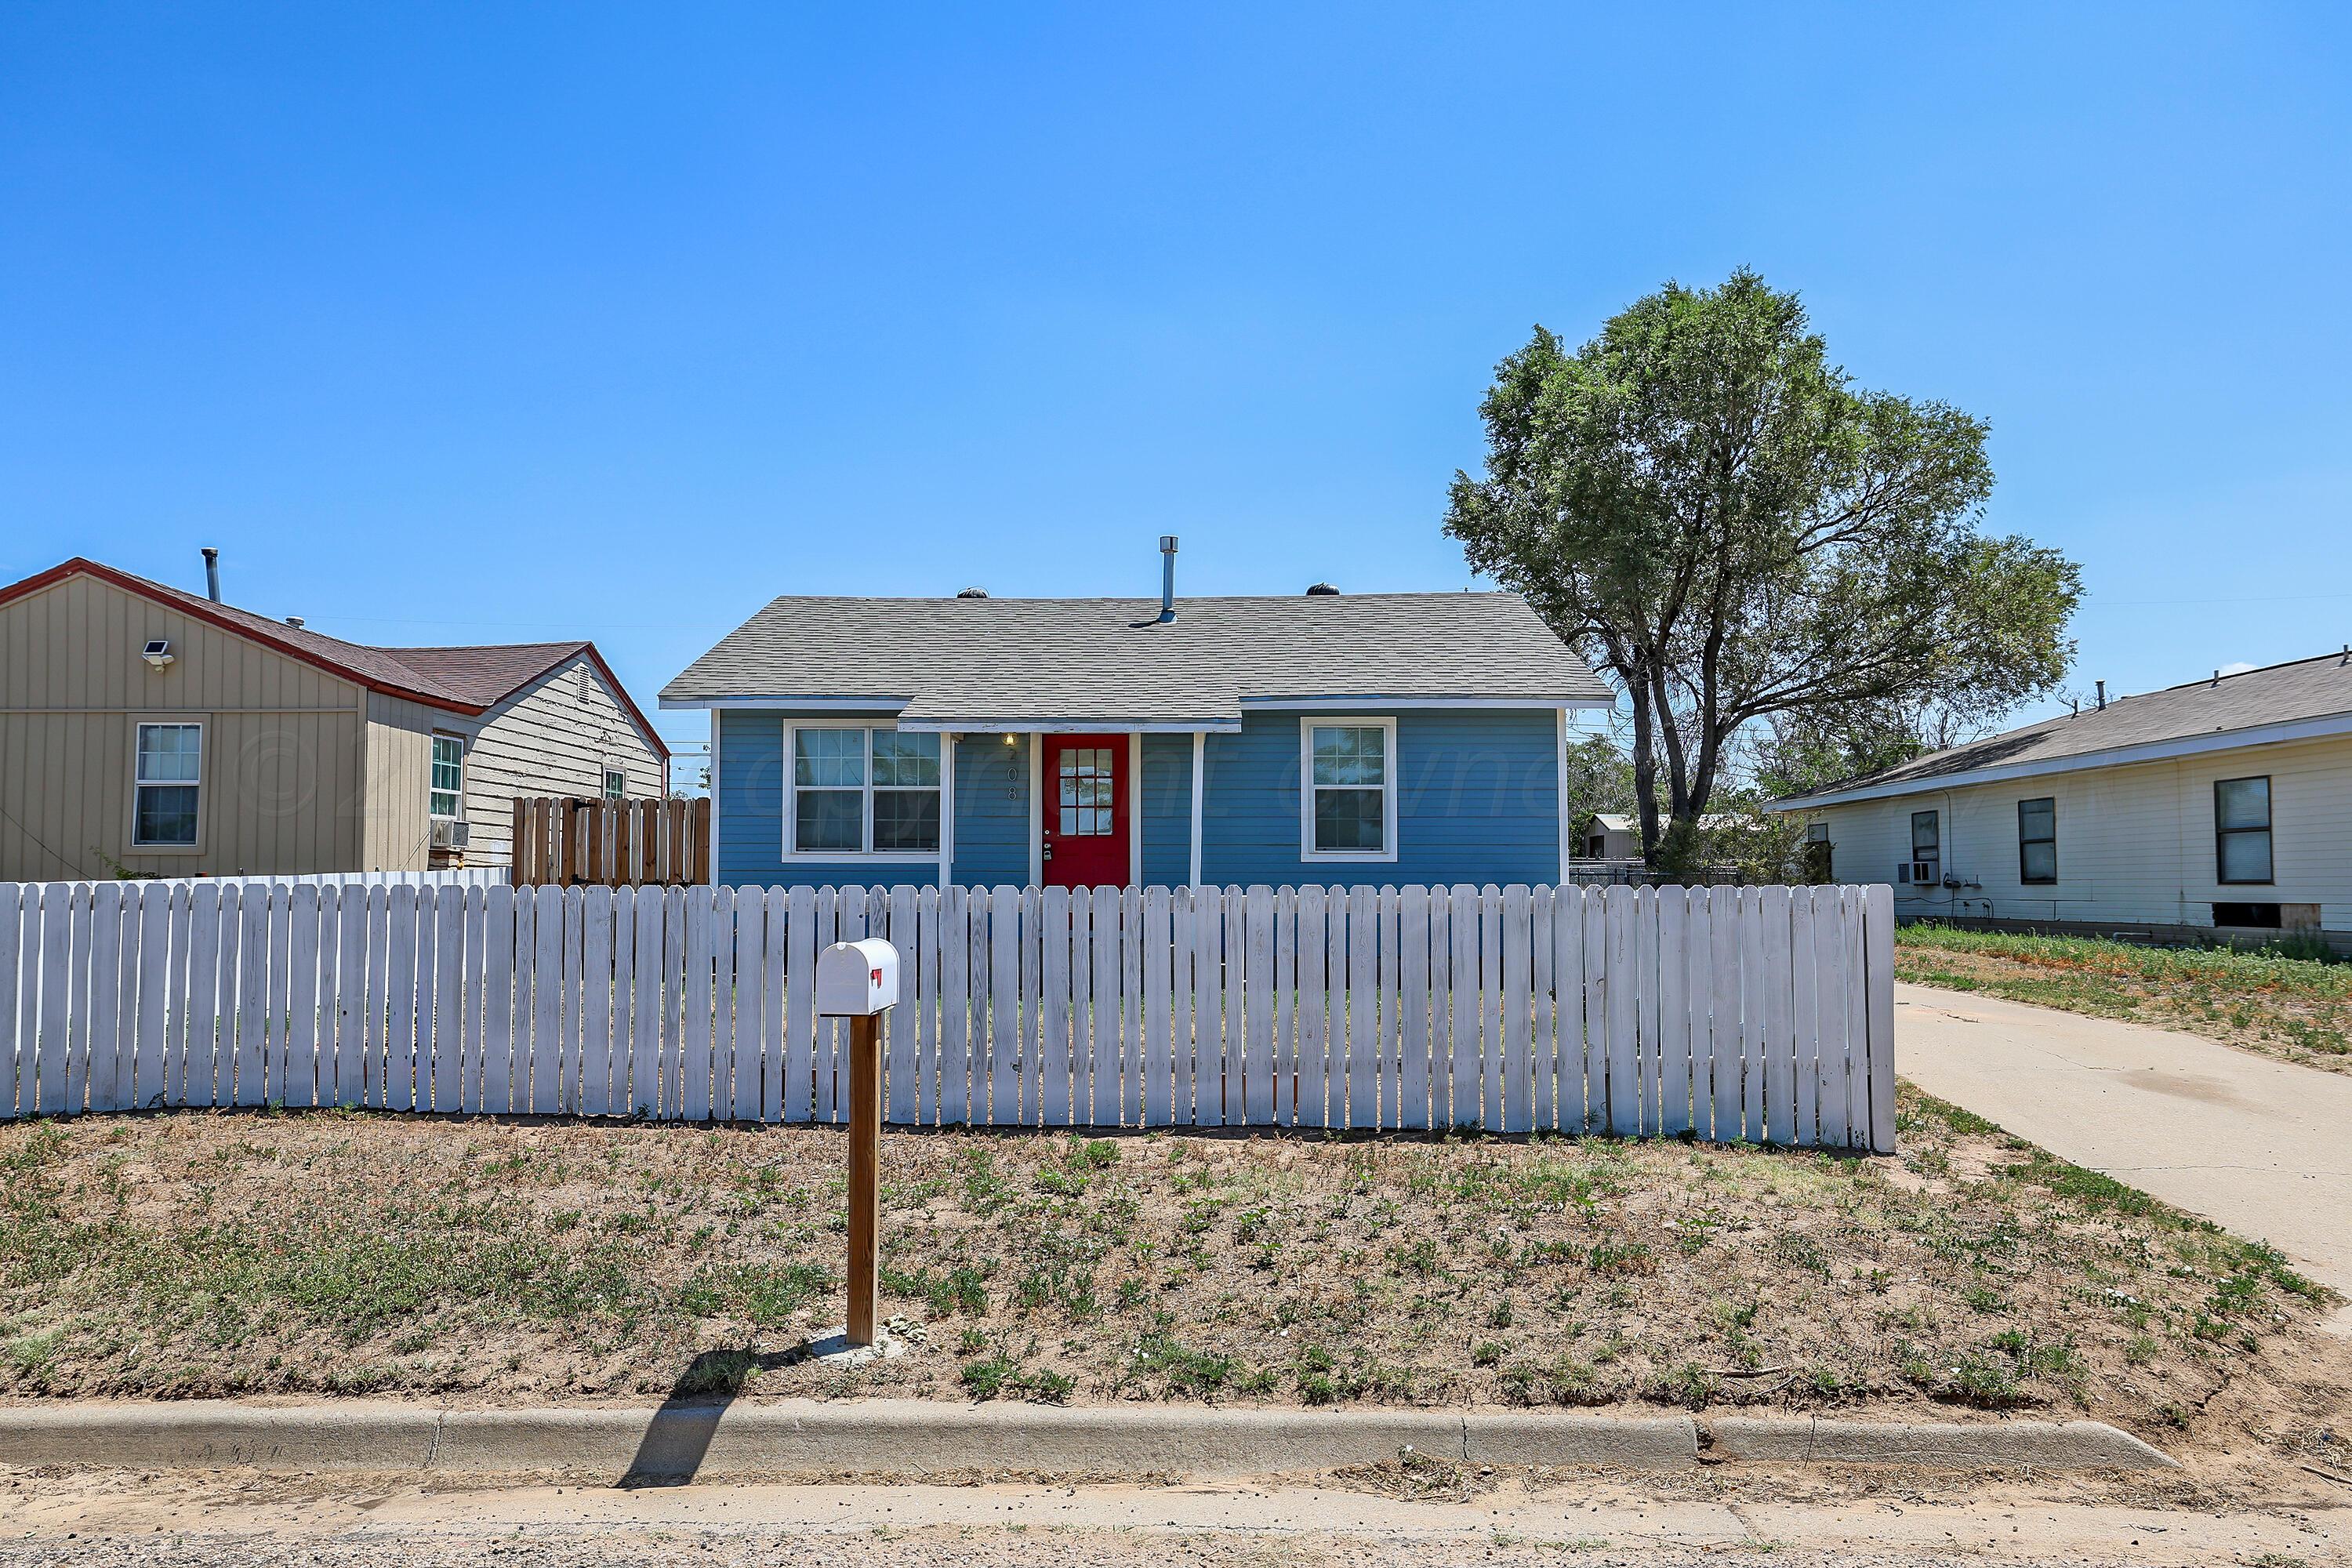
[1305,582,1340,596]
[285,615,305,630]
[955,586,988,599]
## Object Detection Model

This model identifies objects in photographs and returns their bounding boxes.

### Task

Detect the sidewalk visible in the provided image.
[1894,982,2352,1294]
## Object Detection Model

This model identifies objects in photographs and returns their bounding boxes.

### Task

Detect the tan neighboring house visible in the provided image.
[0,557,669,881]
[1769,650,2352,949]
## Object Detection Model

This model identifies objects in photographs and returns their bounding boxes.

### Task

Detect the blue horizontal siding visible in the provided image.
[717,707,1561,891]
[953,732,1030,886]
[1199,709,1560,888]
[1140,733,1194,887]
[717,712,1032,890]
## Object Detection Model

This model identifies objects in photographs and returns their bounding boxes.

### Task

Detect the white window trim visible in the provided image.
[781,718,946,864]
[429,733,466,822]
[129,717,205,852]
[601,764,628,800]
[1298,716,1399,864]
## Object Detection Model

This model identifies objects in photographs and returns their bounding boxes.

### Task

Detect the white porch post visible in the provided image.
[706,710,721,887]
[1026,733,1044,887]
[1555,706,1570,888]
[1189,731,1206,890]
[1127,732,1143,887]
[938,731,957,891]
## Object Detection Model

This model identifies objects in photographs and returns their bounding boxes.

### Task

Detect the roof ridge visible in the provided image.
[750,590,1521,604]
[2143,646,2352,695]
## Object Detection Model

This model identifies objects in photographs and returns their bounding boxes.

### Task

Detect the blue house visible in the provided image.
[659,543,1613,891]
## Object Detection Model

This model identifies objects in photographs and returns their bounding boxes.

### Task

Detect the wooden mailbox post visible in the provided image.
[815,937,900,1347]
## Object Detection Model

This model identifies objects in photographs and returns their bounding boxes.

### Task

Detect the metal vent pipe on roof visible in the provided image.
[201,547,221,603]
[2096,680,2107,710]
[1158,535,1178,622]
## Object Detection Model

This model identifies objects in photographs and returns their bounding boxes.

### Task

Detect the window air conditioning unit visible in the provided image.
[430,819,470,850]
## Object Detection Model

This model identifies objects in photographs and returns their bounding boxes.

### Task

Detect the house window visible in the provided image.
[132,722,202,847]
[603,767,626,800]
[1804,820,1833,883]
[1301,718,1396,861]
[2018,797,2056,884]
[790,727,941,856]
[430,735,465,819]
[1910,810,1940,885]
[2215,775,2272,885]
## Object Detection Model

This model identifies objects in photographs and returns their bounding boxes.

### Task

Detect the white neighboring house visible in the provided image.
[1769,650,2352,947]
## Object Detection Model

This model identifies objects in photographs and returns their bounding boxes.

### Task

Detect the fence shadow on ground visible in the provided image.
[617,1347,800,1487]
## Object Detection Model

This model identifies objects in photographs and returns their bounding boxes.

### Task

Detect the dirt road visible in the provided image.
[2,1469,2347,1567]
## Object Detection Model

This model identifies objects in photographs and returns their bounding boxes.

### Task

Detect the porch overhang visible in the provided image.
[891,717,1240,735]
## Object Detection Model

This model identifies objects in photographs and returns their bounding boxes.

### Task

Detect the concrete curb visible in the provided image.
[1704,1415,2178,1469]
[0,1400,2173,1479]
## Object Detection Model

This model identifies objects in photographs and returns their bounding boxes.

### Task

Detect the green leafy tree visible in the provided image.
[1561,733,1636,842]
[1446,270,2081,870]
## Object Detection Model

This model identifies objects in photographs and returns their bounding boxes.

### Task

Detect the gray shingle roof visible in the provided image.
[1777,649,2352,804]
[659,593,1610,724]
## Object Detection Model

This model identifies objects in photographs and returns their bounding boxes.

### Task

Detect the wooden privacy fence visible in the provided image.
[0,880,1896,1151]
[511,797,709,888]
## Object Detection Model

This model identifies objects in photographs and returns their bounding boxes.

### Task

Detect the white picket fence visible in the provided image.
[27,870,506,894]
[0,880,1896,1150]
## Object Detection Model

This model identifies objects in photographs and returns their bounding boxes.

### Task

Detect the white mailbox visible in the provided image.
[816,938,901,1018]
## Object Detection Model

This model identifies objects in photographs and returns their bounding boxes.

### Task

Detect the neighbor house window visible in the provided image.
[1301,718,1396,860]
[132,722,202,847]
[2215,775,2272,884]
[1910,810,1940,885]
[430,735,464,819]
[790,727,941,855]
[1805,820,1833,883]
[2018,797,2056,884]
[603,767,626,800]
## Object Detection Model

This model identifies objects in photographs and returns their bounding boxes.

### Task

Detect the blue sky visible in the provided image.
[5,3,2347,773]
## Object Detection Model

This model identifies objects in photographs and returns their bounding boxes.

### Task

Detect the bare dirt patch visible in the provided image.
[0,1091,2340,1472]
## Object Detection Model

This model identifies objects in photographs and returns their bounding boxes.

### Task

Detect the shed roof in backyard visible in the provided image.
[658,592,1613,727]
[1773,648,2352,808]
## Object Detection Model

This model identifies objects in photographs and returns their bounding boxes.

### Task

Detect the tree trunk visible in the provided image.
[1626,663,1663,864]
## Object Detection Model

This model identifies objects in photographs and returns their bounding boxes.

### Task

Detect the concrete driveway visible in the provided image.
[1894,982,2352,1295]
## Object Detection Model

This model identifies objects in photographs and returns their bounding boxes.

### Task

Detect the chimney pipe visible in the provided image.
[1157,535,1178,623]
[201,547,221,603]
[2095,680,2107,710]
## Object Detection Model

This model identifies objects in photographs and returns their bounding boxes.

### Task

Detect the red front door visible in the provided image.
[1042,735,1129,888]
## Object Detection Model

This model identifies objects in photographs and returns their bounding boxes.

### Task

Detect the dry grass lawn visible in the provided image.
[1896,923,2352,1075]
[0,1092,2342,1468]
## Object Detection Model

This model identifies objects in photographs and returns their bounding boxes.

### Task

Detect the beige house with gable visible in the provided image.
[0,557,668,881]
[1771,650,2352,949]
